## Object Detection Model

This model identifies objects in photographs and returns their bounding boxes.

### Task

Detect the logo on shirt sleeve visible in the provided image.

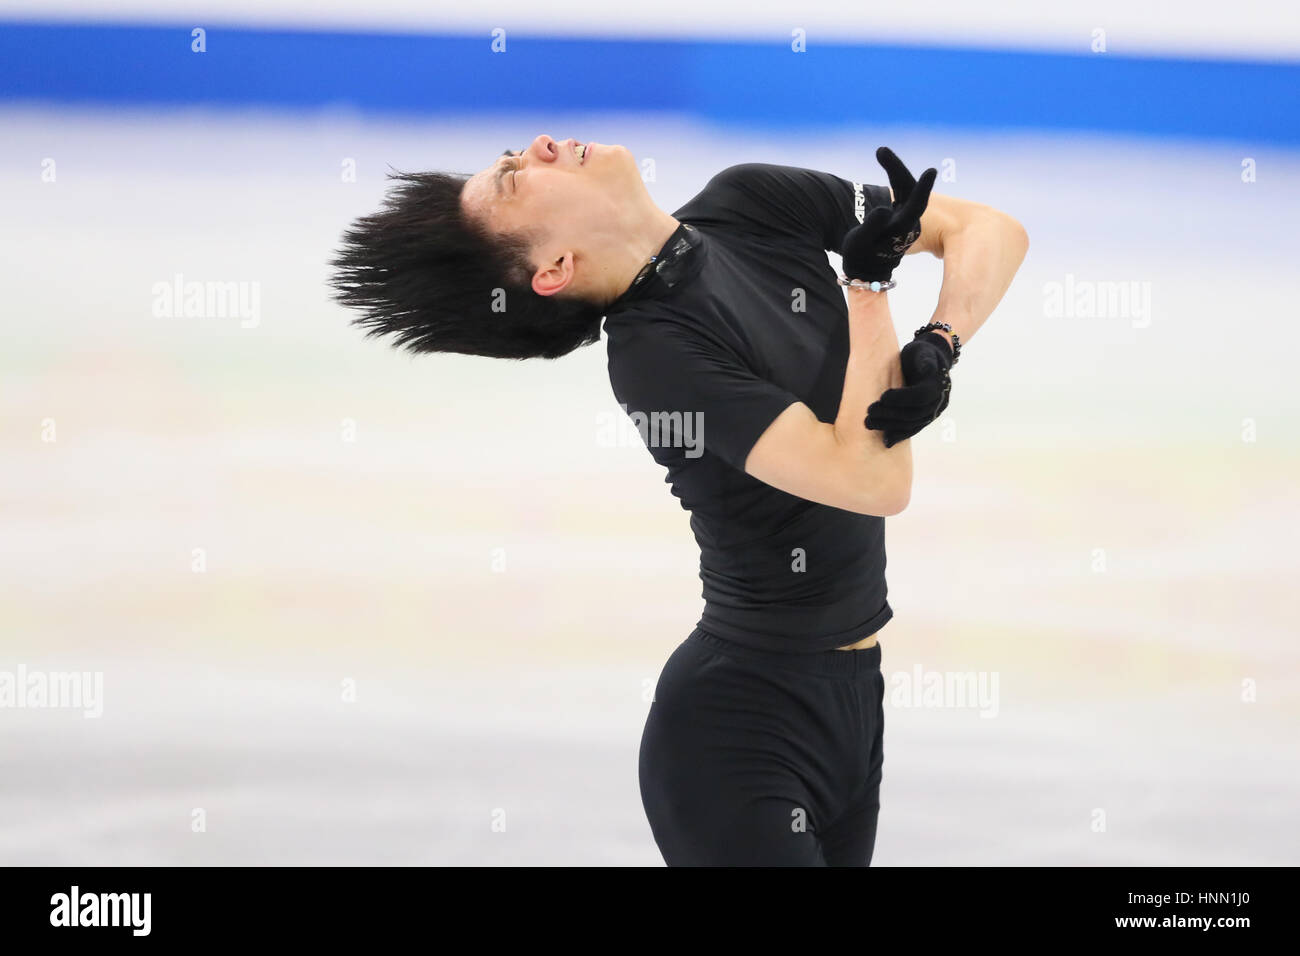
[853,182,865,224]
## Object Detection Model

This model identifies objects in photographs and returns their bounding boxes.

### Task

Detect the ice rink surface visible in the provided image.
[2,106,1298,864]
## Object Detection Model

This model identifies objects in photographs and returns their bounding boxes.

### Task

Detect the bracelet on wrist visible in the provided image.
[837,276,896,292]
[914,322,961,365]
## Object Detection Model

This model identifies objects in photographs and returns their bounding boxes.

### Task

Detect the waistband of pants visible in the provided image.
[687,627,881,679]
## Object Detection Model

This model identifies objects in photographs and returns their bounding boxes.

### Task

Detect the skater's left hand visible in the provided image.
[864,332,954,446]
[840,147,937,283]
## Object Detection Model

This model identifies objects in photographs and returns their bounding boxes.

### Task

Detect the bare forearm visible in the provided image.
[832,288,911,508]
[743,289,913,516]
[927,212,1028,349]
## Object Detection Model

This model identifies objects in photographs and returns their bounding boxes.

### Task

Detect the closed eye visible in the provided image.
[501,148,522,192]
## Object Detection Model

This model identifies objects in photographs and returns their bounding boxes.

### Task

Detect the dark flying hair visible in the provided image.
[328,170,604,360]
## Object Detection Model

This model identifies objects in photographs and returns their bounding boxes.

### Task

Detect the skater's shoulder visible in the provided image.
[673,162,862,250]
[673,162,800,214]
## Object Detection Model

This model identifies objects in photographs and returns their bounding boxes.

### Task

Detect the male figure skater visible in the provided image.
[330,136,1027,865]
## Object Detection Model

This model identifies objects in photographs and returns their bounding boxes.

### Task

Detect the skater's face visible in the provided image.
[460,134,642,297]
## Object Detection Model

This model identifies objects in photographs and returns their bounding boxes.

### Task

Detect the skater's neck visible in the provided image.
[597,208,683,308]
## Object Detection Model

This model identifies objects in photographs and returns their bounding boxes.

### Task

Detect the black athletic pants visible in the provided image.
[639,626,885,866]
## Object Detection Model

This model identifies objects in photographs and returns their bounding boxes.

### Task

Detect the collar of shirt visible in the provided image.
[605,222,706,312]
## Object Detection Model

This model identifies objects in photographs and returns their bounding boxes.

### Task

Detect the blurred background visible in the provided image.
[1,1,1297,865]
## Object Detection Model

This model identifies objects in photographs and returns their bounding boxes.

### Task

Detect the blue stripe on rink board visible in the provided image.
[1,20,1297,144]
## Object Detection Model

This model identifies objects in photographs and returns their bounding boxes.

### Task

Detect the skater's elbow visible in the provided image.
[1004,214,1029,264]
[973,205,1029,265]
[865,459,912,516]
[877,482,912,517]
[836,477,910,518]
[838,438,912,517]
[745,403,911,516]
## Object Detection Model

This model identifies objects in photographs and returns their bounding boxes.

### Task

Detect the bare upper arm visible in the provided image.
[743,401,909,517]
[899,189,1019,258]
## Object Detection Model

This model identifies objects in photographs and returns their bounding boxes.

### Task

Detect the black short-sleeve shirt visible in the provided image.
[603,163,894,652]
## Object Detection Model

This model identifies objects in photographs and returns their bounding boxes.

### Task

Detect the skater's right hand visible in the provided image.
[840,147,937,283]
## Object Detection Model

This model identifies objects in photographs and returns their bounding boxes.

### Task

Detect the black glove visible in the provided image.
[840,147,937,282]
[865,332,954,446]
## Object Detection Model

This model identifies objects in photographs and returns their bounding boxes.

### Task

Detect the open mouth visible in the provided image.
[574,142,589,164]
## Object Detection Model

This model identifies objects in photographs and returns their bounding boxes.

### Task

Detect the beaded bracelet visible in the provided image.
[915,321,961,366]
[837,276,896,292]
